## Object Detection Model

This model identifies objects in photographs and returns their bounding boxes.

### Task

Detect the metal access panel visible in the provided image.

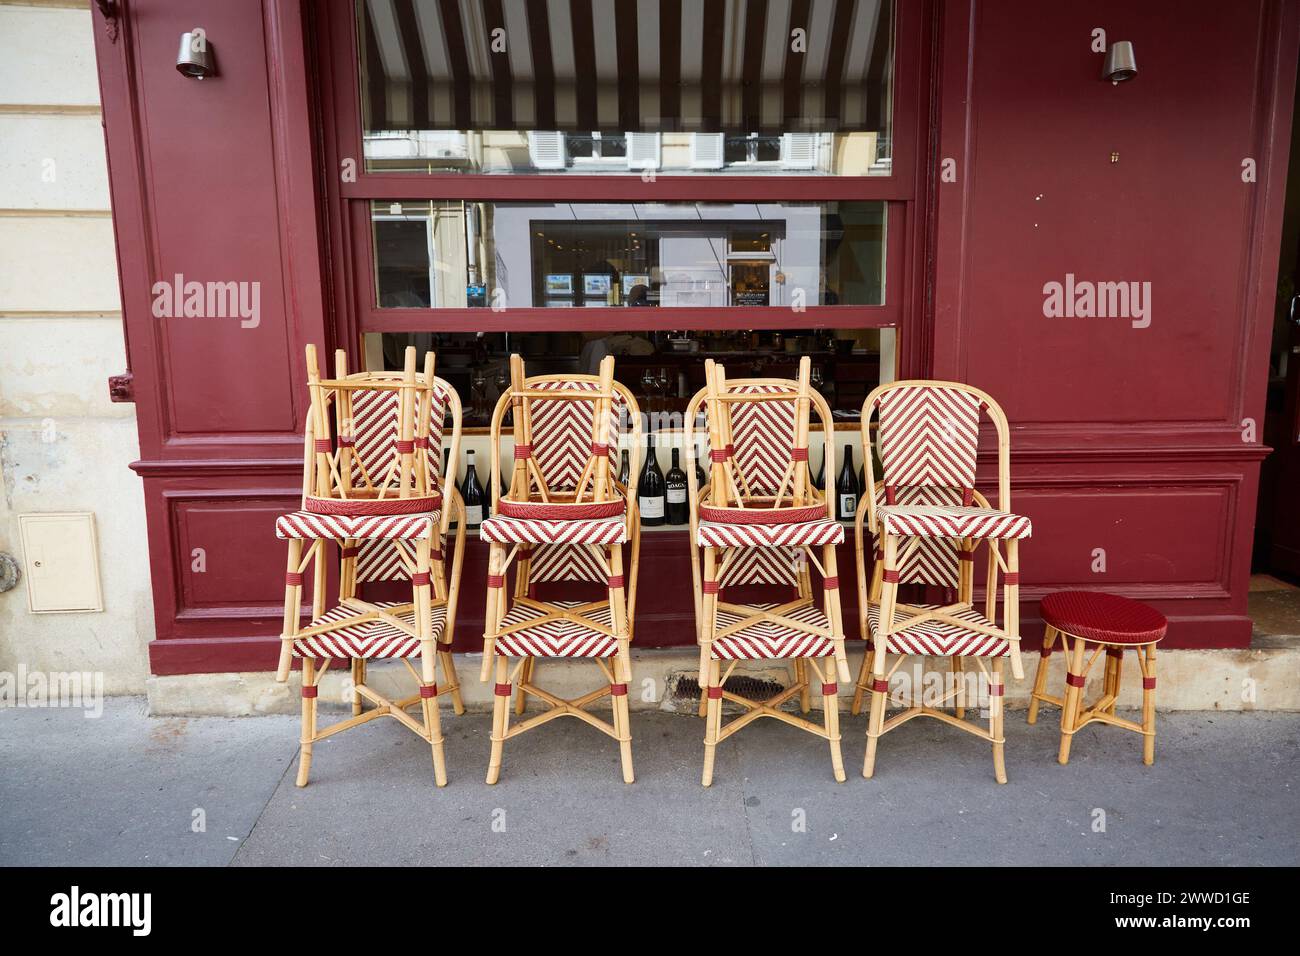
[17,513,104,613]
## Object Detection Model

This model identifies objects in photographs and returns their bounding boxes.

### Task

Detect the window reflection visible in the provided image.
[372,201,886,309]
[356,0,894,176]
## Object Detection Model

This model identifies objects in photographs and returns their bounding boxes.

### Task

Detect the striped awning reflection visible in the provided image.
[359,0,891,133]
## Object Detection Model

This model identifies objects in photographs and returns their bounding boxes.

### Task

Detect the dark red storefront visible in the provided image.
[89,0,1298,676]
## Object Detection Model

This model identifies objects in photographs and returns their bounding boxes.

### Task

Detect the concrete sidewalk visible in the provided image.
[2,699,1297,866]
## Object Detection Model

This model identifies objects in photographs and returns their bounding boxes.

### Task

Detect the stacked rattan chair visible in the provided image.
[852,381,1031,783]
[276,345,466,787]
[685,357,851,786]
[479,354,641,784]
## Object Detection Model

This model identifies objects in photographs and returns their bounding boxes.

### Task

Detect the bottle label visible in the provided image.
[465,505,483,525]
[667,488,687,504]
[839,494,857,519]
[639,496,665,519]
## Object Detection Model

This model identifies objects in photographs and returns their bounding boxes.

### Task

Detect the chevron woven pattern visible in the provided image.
[494,601,619,658]
[871,486,964,588]
[725,384,799,495]
[697,518,844,548]
[526,543,609,584]
[876,385,982,490]
[351,533,449,584]
[291,601,448,659]
[718,546,802,587]
[480,513,628,546]
[524,379,624,494]
[866,602,1010,658]
[276,511,437,540]
[710,602,835,659]
[879,505,1031,540]
[346,383,449,488]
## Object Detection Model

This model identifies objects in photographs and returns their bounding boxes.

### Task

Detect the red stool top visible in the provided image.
[1040,591,1167,645]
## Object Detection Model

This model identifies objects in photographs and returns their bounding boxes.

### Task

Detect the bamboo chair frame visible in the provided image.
[480,354,643,784]
[684,357,849,786]
[1027,626,1159,766]
[279,346,466,788]
[851,380,1023,784]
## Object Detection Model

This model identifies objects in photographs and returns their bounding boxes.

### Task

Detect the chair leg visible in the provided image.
[514,657,534,716]
[823,664,845,783]
[991,659,1007,784]
[439,646,466,715]
[1027,625,1056,725]
[295,658,317,788]
[351,658,364,717]
[796,659,811,714]
[863,653,887,778]
[702,660,722,787]
[851,641,873,716]
[614,646,635,784]
[1142,643,1157,765]
[1058,635,1087,765]
[486,656,510,785]
[277,538,303,682]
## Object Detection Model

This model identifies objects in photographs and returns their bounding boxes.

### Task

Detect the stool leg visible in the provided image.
[823,670,845,783]
[439,646,466,715]
[514,657,533,716]
[1142,643,1157,765]
[991,658,1006,784]
[796,659,811,714]
[1058,635,1086,765]
[1027,625,1056,725]
[486,656,510,785]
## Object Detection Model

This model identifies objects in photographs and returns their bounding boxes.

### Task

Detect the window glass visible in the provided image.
[356,0,894,176]
[371,200,886,308]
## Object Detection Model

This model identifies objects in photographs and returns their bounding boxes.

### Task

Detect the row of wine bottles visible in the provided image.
[448,442,874,530]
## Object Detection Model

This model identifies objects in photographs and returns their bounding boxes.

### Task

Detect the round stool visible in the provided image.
[1028,591,1166,765]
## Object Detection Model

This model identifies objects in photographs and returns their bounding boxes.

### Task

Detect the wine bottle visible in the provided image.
[617,449,630,488]
[637,435,666,526]
[665,448,689,525]
[836,444,859,522]
[461,448,485,529]
[814,446,826,491]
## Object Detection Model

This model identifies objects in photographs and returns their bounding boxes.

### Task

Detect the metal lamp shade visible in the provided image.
[176,32,215,79]
[1102,41,1137,84]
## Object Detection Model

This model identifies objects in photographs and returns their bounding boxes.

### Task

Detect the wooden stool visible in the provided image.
[1028,590,1166,765]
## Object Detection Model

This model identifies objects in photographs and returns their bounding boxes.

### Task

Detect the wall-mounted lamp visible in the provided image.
[176,29,216,79]
[1102,40,1137,85]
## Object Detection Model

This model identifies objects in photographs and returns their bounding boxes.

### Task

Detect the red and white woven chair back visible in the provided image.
[874,385,982,501]
[723,384,800,497]
[525,542,609,584]
[345,382,450,493]
[870,486,965,590]
[520,379,625,496]
[718,546,802,588]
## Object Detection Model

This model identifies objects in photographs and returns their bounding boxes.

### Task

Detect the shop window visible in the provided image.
[355,0,894,176]
[370,200,886,310]
[367,328,896,429]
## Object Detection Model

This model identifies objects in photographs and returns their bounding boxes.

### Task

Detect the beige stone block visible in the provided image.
[0,114,111,210]
[0,217,120,312]
[0,6,100,108]
[0,316,130,418]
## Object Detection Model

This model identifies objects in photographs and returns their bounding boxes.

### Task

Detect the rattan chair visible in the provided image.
[686,357,850,786]
[479,354,641,784]
[275,345,466,787]
[852,380,1031,783]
